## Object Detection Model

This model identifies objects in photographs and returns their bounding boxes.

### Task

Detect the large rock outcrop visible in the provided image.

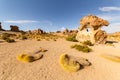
[76,15,109,44]
[10,25,19,32]
[0,22,5,31]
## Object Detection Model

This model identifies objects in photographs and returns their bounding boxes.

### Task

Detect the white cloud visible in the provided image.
[97,14,120,22]
[3,20,39,24]
[99,7,120,12]
[60,27,66,31]
[3,20,53,26]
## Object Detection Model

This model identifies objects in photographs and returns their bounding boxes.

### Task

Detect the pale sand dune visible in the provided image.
[0,39,120,80]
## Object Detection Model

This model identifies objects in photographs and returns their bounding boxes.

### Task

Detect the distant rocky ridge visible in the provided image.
[62,28,78,35]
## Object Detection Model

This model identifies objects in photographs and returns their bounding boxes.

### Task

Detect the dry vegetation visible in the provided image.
[0,32,63,42]
[71,44,92,53]
[82,40,93,46]
[66,34,78,42]
[0,33,15,43]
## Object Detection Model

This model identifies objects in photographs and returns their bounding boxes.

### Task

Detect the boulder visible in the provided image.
[10,25,19,32]
[0,22,5,31]
[31,29,44,35]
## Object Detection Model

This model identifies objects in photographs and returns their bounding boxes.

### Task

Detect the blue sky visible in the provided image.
[0,0,120,33]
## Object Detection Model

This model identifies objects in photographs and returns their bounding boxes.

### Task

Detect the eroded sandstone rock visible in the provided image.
[76,15,109,44]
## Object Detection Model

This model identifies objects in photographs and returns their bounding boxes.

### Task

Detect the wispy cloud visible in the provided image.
[3,20,53,26]
[3,20,39,24]
[99,7,120,12]
[97,14,120,22]
[60,27,66,31]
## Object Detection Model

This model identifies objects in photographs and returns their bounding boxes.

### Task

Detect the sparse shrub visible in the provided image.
[17,54,43,63]
[5,38,15,43]
[1,33,9,40]
[1,33,15,43]
[101,54,120,62]
[59,54,80,72]
[1,35,8,40]
[45,37,50,41]
[66,35,78,42]
[83,40,93,46]
[1,33,16,40]
[21,35,27,40]
[36,38,41,41]
[71,44,92,53]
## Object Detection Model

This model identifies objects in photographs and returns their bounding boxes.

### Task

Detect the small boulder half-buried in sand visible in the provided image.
[69,55,91,66]
[17,53,43,63]
[59,54,80,72]
[59,54,91,72]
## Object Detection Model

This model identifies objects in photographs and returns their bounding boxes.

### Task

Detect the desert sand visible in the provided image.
[0,38,120,80]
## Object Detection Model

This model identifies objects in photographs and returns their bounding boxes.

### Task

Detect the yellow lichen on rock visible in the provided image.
[59,54,80,72]
[17,54,43,63]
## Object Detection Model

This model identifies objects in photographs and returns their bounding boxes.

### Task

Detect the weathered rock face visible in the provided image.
[94,30,107,44]
[79,15,109,31]
[10,25,19,32]
[76,15,109,44]
[76,30,92,43]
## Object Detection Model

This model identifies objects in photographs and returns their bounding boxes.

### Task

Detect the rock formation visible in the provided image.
[69,30,78,35]
[31,29,44,35]
[76,15,109,44]
[62,29,78,35]
[0,22,5,31]
[62,28,69,34]
[79,15,109,31]
[10,25,19,32]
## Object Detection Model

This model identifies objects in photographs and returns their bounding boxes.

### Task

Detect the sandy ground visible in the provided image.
[0,39,120,80]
